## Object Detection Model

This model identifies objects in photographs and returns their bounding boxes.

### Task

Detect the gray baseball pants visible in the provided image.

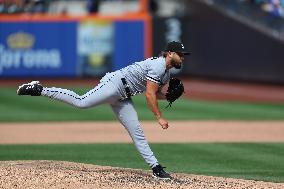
[41,71,159,168]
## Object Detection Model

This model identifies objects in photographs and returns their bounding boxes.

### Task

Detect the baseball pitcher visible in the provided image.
[17,41,191,180]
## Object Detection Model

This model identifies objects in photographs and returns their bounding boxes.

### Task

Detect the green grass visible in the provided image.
[1,87,284,122]
[1,87,284,183]
[0,143,283,182]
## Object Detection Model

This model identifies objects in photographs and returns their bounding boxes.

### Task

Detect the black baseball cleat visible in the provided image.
[17,81,43,96]
[152,164,172,180]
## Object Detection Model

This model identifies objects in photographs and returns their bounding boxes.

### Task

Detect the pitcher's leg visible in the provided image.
[111,99,159,168]
[41,81,118,108]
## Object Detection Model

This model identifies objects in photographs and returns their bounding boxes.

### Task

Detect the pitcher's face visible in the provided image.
[170,52,184,69]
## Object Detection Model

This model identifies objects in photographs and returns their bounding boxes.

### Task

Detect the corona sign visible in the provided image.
[0,22,77,77]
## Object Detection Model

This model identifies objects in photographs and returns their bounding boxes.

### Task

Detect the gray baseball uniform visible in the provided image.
[41,56,170,168]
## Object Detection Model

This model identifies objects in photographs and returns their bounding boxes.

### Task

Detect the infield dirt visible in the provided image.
[0,121,284,188]
[1,121,284,144]
[0,160,283,189]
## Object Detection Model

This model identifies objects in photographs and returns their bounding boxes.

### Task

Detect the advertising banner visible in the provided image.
[0,22,77,77]
[77,20,114,77]
[113,21,145,71]
[0,15,149,78]
[77,19,146,76]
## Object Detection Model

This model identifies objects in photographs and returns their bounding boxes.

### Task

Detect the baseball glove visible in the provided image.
[165,78,184,108]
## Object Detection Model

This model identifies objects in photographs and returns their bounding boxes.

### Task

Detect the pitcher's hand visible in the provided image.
[158,117,169,129]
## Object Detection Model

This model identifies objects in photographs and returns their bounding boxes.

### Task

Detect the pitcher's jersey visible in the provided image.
[120,57,170,96]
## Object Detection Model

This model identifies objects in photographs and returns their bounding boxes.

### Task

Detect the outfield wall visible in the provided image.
[182,0,284,83]
[1,4,284,84]
[0,14,151,78]
[151,1,284,83]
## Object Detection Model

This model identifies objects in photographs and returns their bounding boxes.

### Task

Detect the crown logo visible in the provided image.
[7,31,35,49]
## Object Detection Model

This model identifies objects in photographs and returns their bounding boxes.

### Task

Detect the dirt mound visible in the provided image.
[0,161,283,189]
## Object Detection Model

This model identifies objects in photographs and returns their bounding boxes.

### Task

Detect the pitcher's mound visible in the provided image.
[0,161,282,189]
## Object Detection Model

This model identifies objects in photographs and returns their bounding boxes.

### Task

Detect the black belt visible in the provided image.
[121,78,132,98]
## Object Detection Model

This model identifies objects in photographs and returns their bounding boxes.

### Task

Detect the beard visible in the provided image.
[172,61,182,69]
